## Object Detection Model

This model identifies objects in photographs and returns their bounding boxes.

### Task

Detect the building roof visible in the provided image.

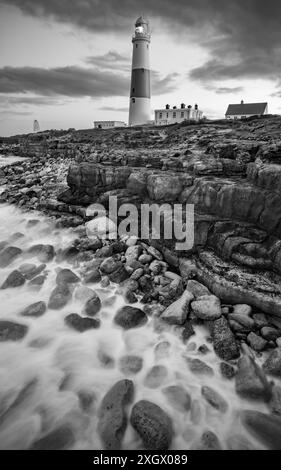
[226,102,268,116]
[135,16,148,25]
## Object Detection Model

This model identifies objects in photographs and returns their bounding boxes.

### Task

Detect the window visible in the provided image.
[132,98,135,103]
[173,112,176,118]
[132,88,135,93]
[136,44,138,48]
[159,113,162,118]
[166,113,169,118]
[181,111,184,118]
[147,44,149,49]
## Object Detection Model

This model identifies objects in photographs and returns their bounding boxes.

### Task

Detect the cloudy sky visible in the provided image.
[0,0,281,136]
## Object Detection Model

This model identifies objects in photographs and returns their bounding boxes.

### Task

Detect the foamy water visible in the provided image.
[0,204,269,450]
[0,155,28,167]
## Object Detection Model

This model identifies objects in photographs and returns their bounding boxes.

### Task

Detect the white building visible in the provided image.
[225,101,268,120]
[94,121,127,129]
[154,104,203,126]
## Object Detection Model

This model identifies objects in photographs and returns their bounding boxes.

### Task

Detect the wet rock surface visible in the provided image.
[114,306,148,329]
[64,313,100,332]
[48,283,71,309]
[98,379,134,450]
[130,400,173,450]
[20,301,46,317]
[0,320,28,341]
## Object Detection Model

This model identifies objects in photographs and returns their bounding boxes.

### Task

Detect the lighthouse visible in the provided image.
[128,16,151,126]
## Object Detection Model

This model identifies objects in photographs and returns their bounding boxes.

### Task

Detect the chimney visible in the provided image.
[181,103,186,109]
[195,104,198,110]
[241,100,244,105]
[165,104,170,109]
[173,106,177,109]
[188,105,192,109]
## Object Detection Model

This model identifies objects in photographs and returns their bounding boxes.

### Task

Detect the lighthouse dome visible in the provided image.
[135,16,148,26]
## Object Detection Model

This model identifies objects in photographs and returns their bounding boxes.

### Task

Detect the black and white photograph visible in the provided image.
[0,0,281,458]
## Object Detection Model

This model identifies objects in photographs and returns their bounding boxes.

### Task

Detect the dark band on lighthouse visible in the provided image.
[130,69,151,99]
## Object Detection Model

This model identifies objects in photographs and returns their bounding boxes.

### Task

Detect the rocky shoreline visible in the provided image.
[1,117,281,449]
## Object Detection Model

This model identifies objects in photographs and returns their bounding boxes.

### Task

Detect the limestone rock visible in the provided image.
[191,295,221,321]
[161,290,194,325]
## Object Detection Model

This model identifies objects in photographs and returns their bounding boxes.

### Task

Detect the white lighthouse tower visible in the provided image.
[128,16,151,126]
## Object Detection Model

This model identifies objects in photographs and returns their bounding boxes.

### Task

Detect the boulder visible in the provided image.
[56,269,80,285]
[233,304,252,316]
[161,290,194,325]
[147,245,163,261]
[30,425,75,450]
[86,216,117,240]
[0,320,28,341]
[220,362,236,379]
[182,321,195,342]
[83,293,101,316]
[247,332,267,352]
[130,400,173,450]
[125,246,142,266]
[114,306,147,330]
[0,246,22,267]
[74,286,96,302]
[139,254,153,264]
[20,263,46,280]
[98,379,134,450]
[212,316,240,361]
[269,385,281,415]
[28,244,55,262]
[186,280,210,298]
[108,264,129,284]
[1,270,25,289]
[162,385,191,412]
[29,275,46,286]
[241,410,281,450]
[191,295,221,321]
[194,431,222,450]
[64,313,100,332]
[119,355,143,375]
[201,386,228,413]
[83,269,101,284]
[100,256,121,274]
[48,284,71,309]
[20,301,46,317]
[261,326,280,341]
[144,365,168,388]
[186,358,214,376]
[263,348,281,377]
[235,355,271,401]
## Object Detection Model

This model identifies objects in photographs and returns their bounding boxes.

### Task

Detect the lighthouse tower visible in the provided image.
[128,16,151,126]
